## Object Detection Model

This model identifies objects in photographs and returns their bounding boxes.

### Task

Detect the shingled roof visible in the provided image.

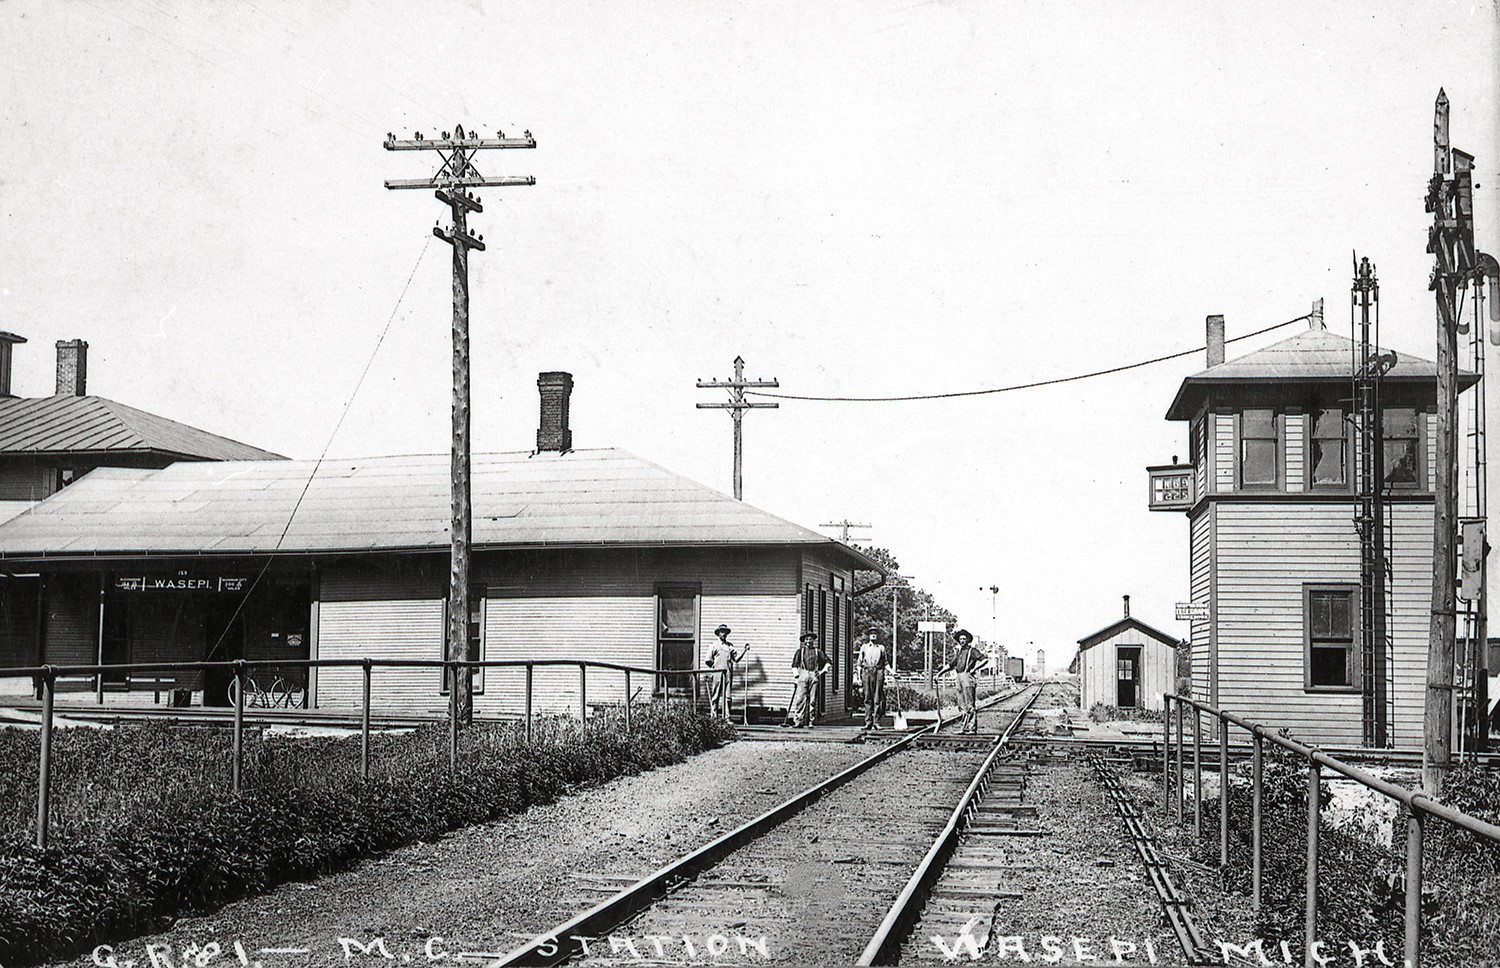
[0,449,884,568]
[1167,327,1479,420]
[0,395,283,461]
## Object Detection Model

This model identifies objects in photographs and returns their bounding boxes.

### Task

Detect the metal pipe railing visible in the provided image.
[1163,692,1500,968]
[4,655,734,849]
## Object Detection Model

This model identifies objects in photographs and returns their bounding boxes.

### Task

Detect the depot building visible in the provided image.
[0,373,881,723]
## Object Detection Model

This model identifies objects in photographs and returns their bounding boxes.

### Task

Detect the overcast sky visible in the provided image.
[2,0,1497,668]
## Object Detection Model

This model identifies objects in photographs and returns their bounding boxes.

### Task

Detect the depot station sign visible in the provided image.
[114,575,251,594]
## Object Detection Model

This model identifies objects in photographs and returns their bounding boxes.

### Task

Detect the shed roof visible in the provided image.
[1167,327,1479,420]
[0,395,283,461]
[0,449,883,569]
[1076,616,1183,651]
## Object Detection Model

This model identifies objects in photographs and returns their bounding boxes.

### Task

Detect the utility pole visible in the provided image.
[1423,89,1474,793]
[888,574,913,679]
[696,357,778,500]
[821,519,872,544]
[384,124,536,726]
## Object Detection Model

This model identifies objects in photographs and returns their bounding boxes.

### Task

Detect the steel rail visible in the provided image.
[487,684,1037,967]
[856,682,1047,965]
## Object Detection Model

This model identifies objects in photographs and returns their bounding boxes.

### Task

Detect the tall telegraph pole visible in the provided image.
[384,125,536,725]
[1423,90,1475,792]
[696,356,778,500]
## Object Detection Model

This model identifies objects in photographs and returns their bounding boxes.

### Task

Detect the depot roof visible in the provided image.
[0,448,884,569]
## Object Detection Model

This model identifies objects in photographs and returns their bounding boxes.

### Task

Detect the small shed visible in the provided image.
[1075,595,1181,712]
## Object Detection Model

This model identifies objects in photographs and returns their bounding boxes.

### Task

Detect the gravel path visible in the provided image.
[52,739,874,968]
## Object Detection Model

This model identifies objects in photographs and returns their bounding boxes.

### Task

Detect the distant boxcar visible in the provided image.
[1006,656,1026,681]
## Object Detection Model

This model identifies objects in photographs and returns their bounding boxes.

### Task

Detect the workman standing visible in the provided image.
[941,629,988,733]
[704,623,747,719]
[782,631,830,728]
[856,627,889,730]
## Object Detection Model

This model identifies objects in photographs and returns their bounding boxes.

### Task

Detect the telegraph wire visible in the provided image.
[205,237,433,657]
[746,314,1313,403]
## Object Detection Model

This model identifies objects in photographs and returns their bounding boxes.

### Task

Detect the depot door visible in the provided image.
[1116,646,1141,708]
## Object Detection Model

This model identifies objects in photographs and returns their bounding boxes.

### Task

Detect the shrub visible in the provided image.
[1195,751,1500,966]
[0,706,732,966]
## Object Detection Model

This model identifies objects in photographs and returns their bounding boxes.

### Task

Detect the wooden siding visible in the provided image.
[316,599,444,710]
[313,546,809,716]
[474,546,799,598]
[1284,413,1305,493]
[1212,501,1432,748]
[1214,414,1235,492]
[1078,629,1175,712]
[476,596,656,716]
[1190,510,1212,700]
[704,594,803,715]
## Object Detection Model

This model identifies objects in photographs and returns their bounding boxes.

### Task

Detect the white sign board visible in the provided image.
[917,621,947,633]
[1175,602,1209,622]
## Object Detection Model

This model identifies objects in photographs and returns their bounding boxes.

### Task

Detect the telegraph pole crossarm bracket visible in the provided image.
[696,401,779,409]
[386,175,536,190]
[384,134,537,151]
[433,225,486,251]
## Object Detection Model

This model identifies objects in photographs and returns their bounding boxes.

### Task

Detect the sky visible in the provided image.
[2,0,1497,670]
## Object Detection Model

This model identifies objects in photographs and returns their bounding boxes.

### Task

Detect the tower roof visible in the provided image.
[1166,327,1478,420]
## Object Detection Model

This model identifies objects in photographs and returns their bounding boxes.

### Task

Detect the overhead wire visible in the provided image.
[206,236,434,657]
[746,313,1314,403]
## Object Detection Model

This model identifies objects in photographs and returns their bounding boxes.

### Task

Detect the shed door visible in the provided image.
[1116,646,1142,708]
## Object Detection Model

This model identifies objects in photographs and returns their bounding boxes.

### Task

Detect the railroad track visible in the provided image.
[486,682,1051,966]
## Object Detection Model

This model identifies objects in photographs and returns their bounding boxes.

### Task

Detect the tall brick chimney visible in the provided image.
[536,371,573,453]
[1205,315,1225,368]
[0,332,26,398]
[1123,594,1131,619]
[55,339,88,396]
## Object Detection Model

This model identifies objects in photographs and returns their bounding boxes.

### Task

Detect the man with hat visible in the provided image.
[940,629,988,733]
[704,624,747,719]
[856,627,889,730]
[782,631,830,728]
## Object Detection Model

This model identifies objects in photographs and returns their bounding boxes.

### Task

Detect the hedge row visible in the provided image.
[0,707,734,966]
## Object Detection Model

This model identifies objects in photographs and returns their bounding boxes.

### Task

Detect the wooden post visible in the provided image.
[383,128,537,728]
[1424,88,1465,794]
[360,660,372,780]
[232,661,244,793]
[36,668,54,849]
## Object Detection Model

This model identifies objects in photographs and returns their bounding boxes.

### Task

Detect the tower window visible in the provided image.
[1240,409,1278,486]
[1311,408,1347,486]
[1382,408,1419,488]
[1304,584,1359,691]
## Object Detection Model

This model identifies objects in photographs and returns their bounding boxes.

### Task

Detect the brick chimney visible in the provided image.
[536,371,573,452]
[1310,297,1325,330]
[0,332,26,398]
[1205,315,1225,368]
[1123,594,1131,619]
[55,339,88,396]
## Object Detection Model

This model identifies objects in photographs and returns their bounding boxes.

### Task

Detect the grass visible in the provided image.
[0,705,734,966]
[1191,752,1500,967]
